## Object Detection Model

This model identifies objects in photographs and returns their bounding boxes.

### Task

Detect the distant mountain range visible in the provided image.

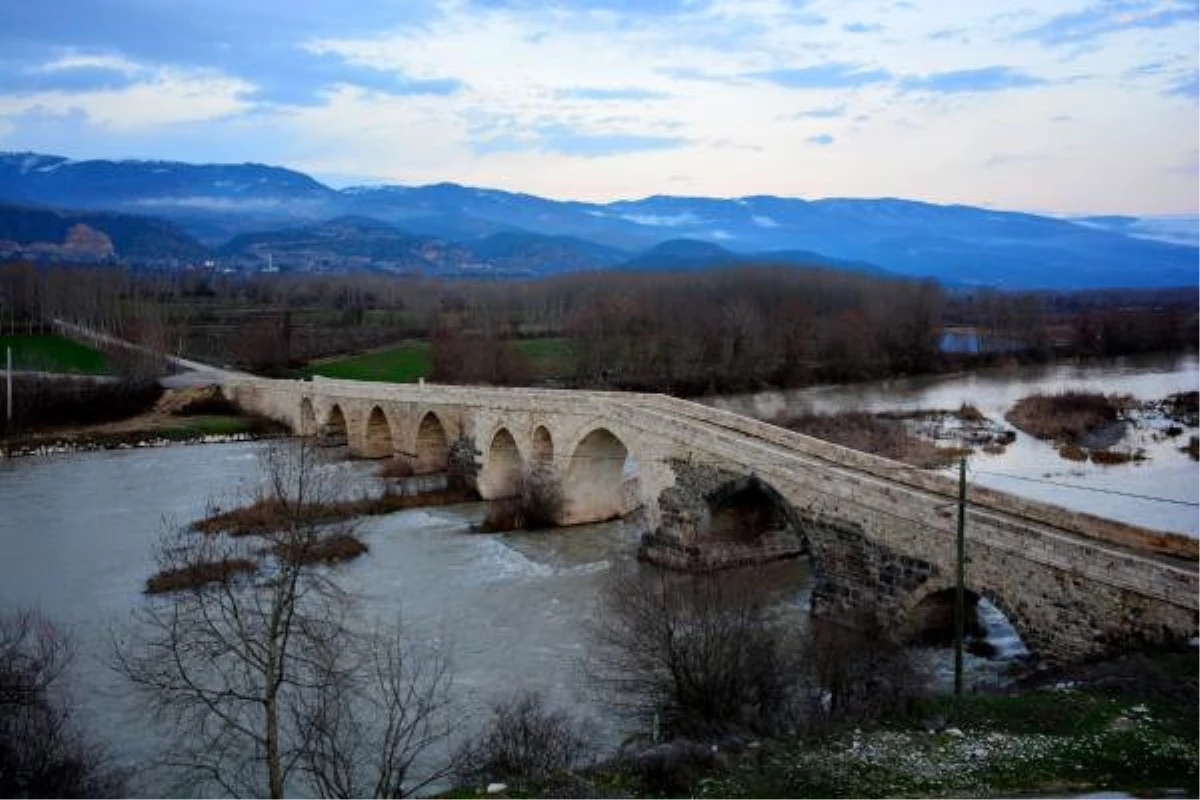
[0,151,1196,288]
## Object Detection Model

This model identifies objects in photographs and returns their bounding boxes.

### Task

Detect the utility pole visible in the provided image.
[5,346,12,425]
[954,455,967,696]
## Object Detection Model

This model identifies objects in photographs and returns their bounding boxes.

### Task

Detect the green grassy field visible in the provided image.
[298,338,574,383]
[515,337,575,377]
[0,334,110,374]
[300,341,432,382]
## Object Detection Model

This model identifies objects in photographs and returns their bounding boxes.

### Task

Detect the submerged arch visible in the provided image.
[321,404,348,448]
[480,427,523,498]
[561,427,630,525]
[413,411,450,474]
[299,397,317,436]
[363,405,394,459]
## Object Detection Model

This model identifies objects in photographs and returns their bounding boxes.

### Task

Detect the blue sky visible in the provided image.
[0,0,1196,213]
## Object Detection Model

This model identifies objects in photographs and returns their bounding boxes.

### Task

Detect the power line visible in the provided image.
[971,468,1200,508]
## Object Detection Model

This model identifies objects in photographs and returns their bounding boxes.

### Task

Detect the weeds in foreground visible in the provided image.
[694,688,1198,799]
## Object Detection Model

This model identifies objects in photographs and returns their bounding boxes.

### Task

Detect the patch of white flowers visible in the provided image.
[697,701,1198,798]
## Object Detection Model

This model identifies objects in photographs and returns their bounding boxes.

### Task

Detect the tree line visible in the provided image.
[1,260,1195,394]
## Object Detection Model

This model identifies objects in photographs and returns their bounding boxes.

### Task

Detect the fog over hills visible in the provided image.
[0,151,1196,289]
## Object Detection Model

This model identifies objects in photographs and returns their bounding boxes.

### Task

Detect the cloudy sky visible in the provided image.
[0,0,1196,213]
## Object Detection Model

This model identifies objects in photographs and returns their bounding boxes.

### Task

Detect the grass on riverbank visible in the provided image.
[1006,391,1132,444]
[145,557,257,594]
[274,531,369,565]
[297,338,574,384]
[0,333,110,374]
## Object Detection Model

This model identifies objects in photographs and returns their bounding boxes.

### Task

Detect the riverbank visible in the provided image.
[0,385,288,457]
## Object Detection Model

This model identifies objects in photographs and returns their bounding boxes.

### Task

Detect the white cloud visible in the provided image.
[0,69,253,129]
[0,0,1195,213]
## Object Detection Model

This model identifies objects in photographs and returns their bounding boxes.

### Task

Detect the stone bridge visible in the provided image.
[226,376,1199,665]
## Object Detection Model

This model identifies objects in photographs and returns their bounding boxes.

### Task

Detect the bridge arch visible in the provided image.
[902,579,1033,657]
[532,424,554,465]
[561,427,630,525]
[299,397,317,436]
[479,427,524,498]
[706,476,807,548]
[363,405,395,459]
[322,404,349,448]
[413,410,450,474]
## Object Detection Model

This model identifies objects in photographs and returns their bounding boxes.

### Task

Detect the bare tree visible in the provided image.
[1,609,126,798]
[587,568,802,740]
[115,441,456,798]
[795,615,924,732]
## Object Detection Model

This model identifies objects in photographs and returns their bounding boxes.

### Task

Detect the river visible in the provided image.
[0,440,811,795]
[702,353,1200,535]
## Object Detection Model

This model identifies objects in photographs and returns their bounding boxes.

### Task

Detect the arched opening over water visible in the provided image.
[363,406,394,459]
[321,404,348,448]
[480,427,523,498]
[532,425,554,465]
[299,398,317,436]
[905,585,1030,662]
[562,427,630,525]
[413,411,450,475]
[705,476,805,548]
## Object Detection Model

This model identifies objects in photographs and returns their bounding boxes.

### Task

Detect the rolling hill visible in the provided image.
[1,151,1196,288]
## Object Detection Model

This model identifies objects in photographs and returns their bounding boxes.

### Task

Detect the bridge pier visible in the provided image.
[640,461,807,571]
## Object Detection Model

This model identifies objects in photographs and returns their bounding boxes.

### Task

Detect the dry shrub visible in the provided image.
[777,411,962,468]
[797,614,924,732]
[274,532,367,565]
[168,386,240,417]
[1183,436,1198,461]
[957,402,985,422]
[194,487,476,536]
[145,557,257,594]
[1006,390,1124,443]
[1057,443,1088,462]
[453,691,592,788]
[981,443,1007,455]
[1166,391,1199,426]
[1090,448,1144,466]
[588,568,802,740]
